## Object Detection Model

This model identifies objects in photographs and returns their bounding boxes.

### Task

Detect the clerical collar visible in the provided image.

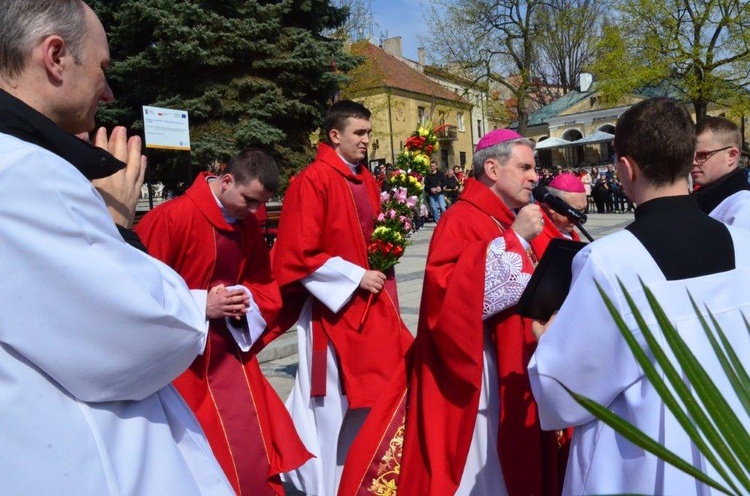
[632,194,702,219]
[627,194,734,280]
[206,176,238,224]
[692,167,750,215]
[335,151,359,173]
[0,89,125,180]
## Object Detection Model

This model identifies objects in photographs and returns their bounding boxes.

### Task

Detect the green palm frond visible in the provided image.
[558,280,750,496]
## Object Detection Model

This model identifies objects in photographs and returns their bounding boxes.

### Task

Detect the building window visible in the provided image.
[460,151,467,166]
[477,119,483,137]
[458,112,465,132]
[418,106,426,123]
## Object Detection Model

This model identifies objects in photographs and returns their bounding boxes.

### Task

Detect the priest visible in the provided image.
[531,172,587,254]
[691,116,750,229]
[271,100,413,495]
[0,1,234,493]
[339,129,564,496]
[136,149,311,495]
[529,98,750,495]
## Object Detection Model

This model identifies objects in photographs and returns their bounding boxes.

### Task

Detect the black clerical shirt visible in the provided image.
[626,195,734,281]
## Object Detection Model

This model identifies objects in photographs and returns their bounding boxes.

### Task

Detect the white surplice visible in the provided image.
[282,257,364,496]
[0,134,233,495]
[709,190,750,230]
[529,228,750,496]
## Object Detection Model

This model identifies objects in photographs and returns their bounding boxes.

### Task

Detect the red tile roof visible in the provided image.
[350,42,470,105]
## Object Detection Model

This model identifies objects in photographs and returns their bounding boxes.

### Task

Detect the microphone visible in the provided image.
[532,184,588,224]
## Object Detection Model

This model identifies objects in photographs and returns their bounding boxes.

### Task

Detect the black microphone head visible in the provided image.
[532,184,548,203]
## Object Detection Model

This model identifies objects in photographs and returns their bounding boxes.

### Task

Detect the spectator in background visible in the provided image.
[425,160,448,222]
[444,167,461,205]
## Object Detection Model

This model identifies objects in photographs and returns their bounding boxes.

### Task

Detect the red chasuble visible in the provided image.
[271,143,413,409]
[339,179,563,496]
[531,213,582,254]
[135,172,311,495]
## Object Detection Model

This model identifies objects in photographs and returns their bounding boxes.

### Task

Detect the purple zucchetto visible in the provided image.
[549,172,586,193]
[475,129,524,152]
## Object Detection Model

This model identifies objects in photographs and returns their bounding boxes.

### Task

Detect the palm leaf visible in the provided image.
[605,281,745,492]
[642,285,750,480]
[560,384,734,495]
[579,281,749,494]
[690,296,750,417]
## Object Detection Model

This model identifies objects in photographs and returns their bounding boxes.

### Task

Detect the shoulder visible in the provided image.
[0,133,86,185]
[712,190,750,228]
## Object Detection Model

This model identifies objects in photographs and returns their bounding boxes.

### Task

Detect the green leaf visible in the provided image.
[594,281,745,494]
[642,285,750,483]
[691,296,750,418]
[561,383,734,495]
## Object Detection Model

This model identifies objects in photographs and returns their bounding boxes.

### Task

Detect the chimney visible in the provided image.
[418,47,426,66]
[579,72,593,92]
[382,37,403,58]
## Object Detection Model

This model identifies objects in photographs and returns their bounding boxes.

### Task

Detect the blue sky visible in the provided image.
[368,0,430,60]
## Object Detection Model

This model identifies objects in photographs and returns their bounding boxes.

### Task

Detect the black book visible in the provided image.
[516,238,587,321]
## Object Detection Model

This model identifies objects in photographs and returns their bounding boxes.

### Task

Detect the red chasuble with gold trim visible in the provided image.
[339,179,564,496]
[136,172,311,495]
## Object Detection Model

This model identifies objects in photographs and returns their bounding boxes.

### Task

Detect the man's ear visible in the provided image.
[728,147,740,168]
[329,128,341,146]
[484,158,499,181]
[41,36,67,84]
[220,173,234,190]
[616,156,634,181]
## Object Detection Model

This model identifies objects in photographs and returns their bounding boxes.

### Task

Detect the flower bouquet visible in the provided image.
[395,121,448,176]
[359,188,414,327]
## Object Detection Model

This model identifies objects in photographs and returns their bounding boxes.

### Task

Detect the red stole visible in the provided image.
[135,173,312,495]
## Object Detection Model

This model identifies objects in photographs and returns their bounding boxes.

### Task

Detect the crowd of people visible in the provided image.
[1,2,749,496]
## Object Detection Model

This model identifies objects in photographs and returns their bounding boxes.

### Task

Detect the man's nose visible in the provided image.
[101,81,114,103]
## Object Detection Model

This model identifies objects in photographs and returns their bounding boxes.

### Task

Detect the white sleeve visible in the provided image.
[483,237,532,320]
[0,145,207,403]
[223,285,267,352]
[301,256,366,313]
[528,248,641,430]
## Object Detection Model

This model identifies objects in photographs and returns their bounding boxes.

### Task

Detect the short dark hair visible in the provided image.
[224,148,279,193]
[614,98,695,186]
[696,116,742,149]
[322,100,370,145]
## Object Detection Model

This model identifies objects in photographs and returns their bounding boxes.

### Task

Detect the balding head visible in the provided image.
[0,1,113,134]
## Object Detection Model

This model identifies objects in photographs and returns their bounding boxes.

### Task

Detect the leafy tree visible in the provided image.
[423,0,605,133]
[89,0,361,193]
[592,0,750,121]
[532,0,604,94]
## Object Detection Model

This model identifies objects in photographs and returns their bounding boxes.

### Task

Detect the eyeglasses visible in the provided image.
[694,146,732,165]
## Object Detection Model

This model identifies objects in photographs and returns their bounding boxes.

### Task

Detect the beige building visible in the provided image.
[524,77,748,170]
[344,40,474,171]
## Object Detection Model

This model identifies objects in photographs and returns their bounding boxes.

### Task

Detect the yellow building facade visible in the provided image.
[344,41,474,172]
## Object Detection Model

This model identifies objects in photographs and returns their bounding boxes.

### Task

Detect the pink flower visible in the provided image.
[404,220,412,231]
[389,209,397,219]
[377,212,385,222]
[406,196,418,209]
[395,187,407,203]
[380,191,390,202]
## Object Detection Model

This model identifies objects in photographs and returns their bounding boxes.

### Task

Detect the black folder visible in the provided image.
[516,238,587,321]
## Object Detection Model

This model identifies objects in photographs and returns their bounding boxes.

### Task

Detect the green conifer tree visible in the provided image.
[89,0,360,193]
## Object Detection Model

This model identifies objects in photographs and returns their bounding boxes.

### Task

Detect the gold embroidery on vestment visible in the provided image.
[366,420,405,495]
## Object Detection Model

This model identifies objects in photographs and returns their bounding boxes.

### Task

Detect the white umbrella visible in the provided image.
[534,137,572,149]
[570,130,615,145]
